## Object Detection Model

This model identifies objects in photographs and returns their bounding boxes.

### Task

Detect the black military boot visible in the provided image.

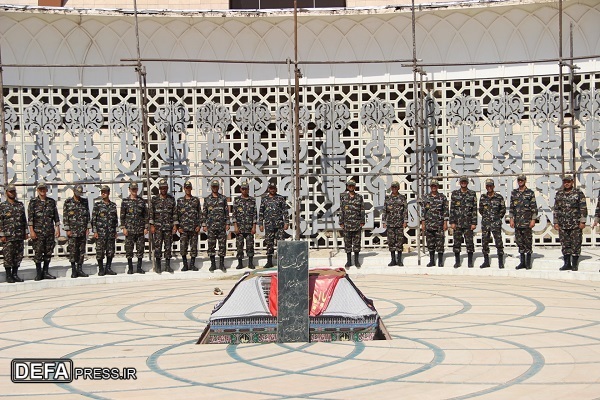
[164,259,174,274]
[354,252,361,268]
[127,259,134,274]
[467,252,474,268]
[136,258,145,274]
[526,253,532,270]
[480,254,490,269]
[189,257,198,271]
[453,253,461,268]
[105,257,116,275]
[437,252,444,267]
[236,258,244,269]
[571,255,579,271]
[155,257,162,274]
[5,268,15,283]
[344,253,352,269]
[181,256,189,272]
[77,264,89,278]
[43,259,56,279]
[219,256,226,272]
[427,251,435,267]
[98,259,105,276]
[35,262,44,281]
[516,254,526,270]
[12,267,24,282]
[388,252,397,266]
[248,256,255,270]
[265,255,274,269]
[71,262,78,278]
[209,256,216,272]
[397,251,404,267]
[559,255,572,271]
[498,252,504,269]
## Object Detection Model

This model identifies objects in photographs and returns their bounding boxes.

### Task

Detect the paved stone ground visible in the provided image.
[1,248,599,399]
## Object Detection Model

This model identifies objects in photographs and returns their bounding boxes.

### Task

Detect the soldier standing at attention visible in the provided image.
[120,182,147,274]
[382,181,408,266]
[177,180,201,272]
[64,184,91,278]
[450,176,478,268]
[28,181,60,281]
[150,179,177,274]
[202,180,230,272]
[509,174,538,270]
[478,179,506,269]
[232,181,257,270]
[259,182,290,269]
[339,179,365,269]
[553,174,587,272]
[421,179,448,267]
[0,184,28,283]
[92,185,118,276]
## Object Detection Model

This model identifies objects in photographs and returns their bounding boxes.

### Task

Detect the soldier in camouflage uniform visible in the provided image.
[553,174,587,272]
[202,179,230,272]
[382,181,408,267]
[92,185,118,276]
[421,179,448,267]
[0,184,28,283]
[64,184,91,278]
[177,180,201,272]
[150,179,178,274]
[120,182,147,274]
[28,181,60,281]
[232,181,257,270]
[594,192,600,272]
[509,174,538,270]
[478,179,506,269]
[449,176,478,268]
[259,182,290,269]
[339,179,365,268]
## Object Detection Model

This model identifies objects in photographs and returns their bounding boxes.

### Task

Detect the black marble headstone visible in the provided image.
[276,240,309,343]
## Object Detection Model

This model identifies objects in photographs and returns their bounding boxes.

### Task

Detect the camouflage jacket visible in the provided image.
[382,193,408,228]
[0,200,27,241]
[120,196,148,234]
[177,195,202,231]
[421,192,448,229]
[339,192,365,231]
[202,193,230,229]
[450,189,478,227]
[150,194,177,231]
[553,187,587,229]
[63,197,91,237]
[232,196,257,233]
[259,194,290,230]
[479,192,506,230]
[27,196,60,236]
[92,200,118,237]
[509,188,538,228]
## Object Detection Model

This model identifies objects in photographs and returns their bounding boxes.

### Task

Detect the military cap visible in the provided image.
[240,181,249,188]
[184,180,193,188]
[100,185,110,192]
[430,179,440,187]
[158,179,168,188]
[5,184,16,192]
[36,181,48,189]
[268,182,277,188]
[210,179,220,187]
[562,174,574,181]
[391,181,400,187]
[517,174,527,181]
[346,179,356,186]
[485,179,495,186]
[459,175,469,183]
[74,184,84,195]
[129,182,139,189]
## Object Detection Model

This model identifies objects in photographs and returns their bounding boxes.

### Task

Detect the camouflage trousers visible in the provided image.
[514,227,533,254]
[343,229,361,253]
[124,233,145,260]
[453,227,475,253]
[386,227,404,252]
[31,234,56,263]
[559,228,582,255]
[180,230,199,258]
[153,230,173,259]
[425,228,445,252]
[235,232,255,258]
[3,240,24,269]
[67,236,86,264]
[207,228,227,257]
[95,235,116,260]
[481,227,504,254]
[264,227,284,255]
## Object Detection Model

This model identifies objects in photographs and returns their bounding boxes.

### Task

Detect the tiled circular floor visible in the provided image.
[1,275,599,399]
